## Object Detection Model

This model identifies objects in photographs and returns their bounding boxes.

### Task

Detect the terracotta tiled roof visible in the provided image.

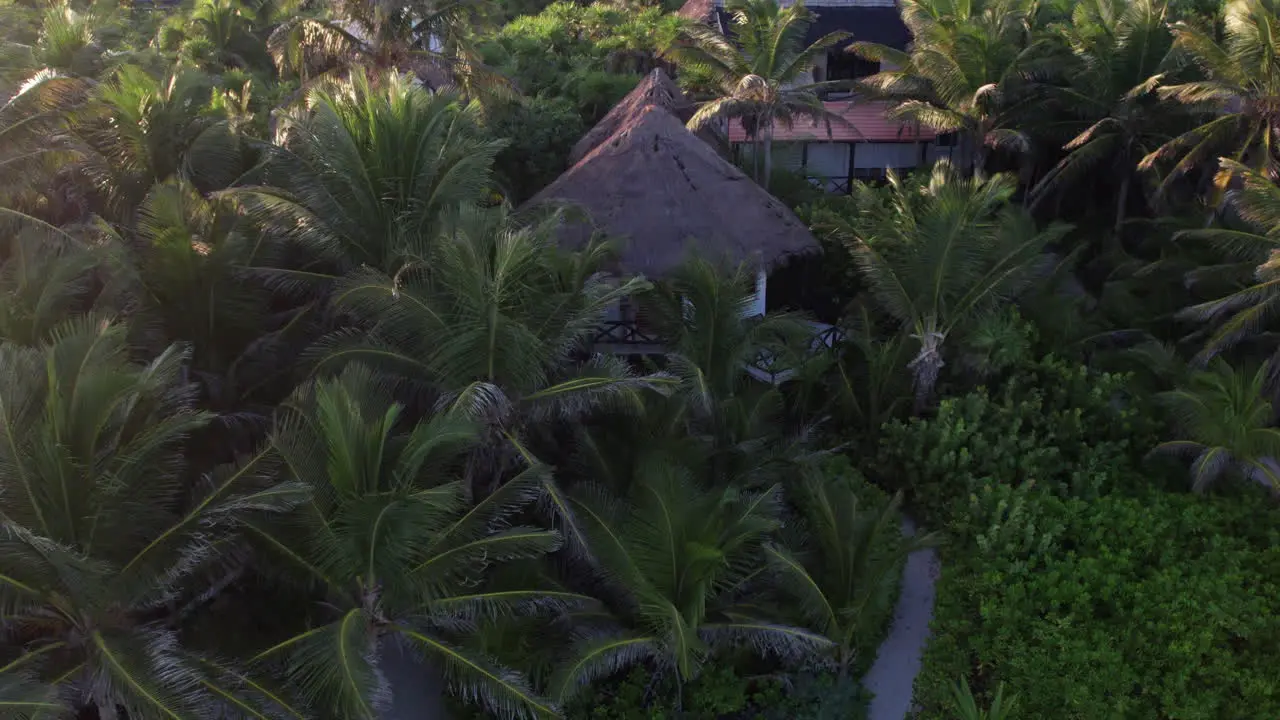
[727,101,937,143]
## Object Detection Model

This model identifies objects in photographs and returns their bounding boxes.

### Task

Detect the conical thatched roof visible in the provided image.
[569,69,692,165]
[676,0,715,22]
[528,104,817,278]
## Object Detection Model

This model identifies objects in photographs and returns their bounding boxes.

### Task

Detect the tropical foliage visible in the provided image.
[672,0,850,187]
[3,0,1280,717]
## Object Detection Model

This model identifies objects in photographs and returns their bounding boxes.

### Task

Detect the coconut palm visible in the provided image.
[231,70,505,287]
[851,0,1050,176]
[74,64,240,222]
[252,365,572,719]
[112,180,313,453]
[0,69,88,220]
[669,0,850,188]
[33,2,99,75]
[178,0,275,73]
[0,320,303,718]
[1029,0,1180,232]
[794,304,914,435]
[1152,358,1280,493]
[1176,159,1280,364]
[552,470,831,707]
[314,207,672,499]
[766,477,938,677]
[1139,0,1280,200]
[0,234,98,345]
[643,257,820,487]
[837,161,1070,409]
[267,0,509,99]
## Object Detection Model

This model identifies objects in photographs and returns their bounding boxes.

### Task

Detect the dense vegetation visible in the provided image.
[1,0,1280,718]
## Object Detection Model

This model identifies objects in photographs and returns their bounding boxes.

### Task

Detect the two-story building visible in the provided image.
[698,0,955,192]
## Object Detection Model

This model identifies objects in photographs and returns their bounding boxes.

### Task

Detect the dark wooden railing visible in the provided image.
[590,320,658,346]
[590,319,845,382]
[807,170,923,195]
[807,176,852,194]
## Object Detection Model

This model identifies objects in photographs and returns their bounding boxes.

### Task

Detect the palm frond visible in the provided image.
[395,626,556,719]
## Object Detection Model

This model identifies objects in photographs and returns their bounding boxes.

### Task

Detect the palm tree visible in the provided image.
[112,180,312,453]
[1174,160,1280,366]
[643,257,820,487]
[836,161,1070,409]
[231,70,505,285]
[1139,0,1280,201]
[669,0,850,189]
[0,320,302,718]
[178,0,275,73]
[552,471,831,708]
[267,0,509,99]
[33,2,99,76]
[788,303,915,437]
[252,365,571,718]
[1151,358,1280,493]
[766,478,937,677]
[0,235,98,345]
[851,0,1050,176]
[1029,0,1179,233]
[74,64,237,222]
[0,69,88,220]
[315,207,671,497]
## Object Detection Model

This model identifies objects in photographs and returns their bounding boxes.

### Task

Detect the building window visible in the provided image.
[826,52,880,81]
[936,131,959,147]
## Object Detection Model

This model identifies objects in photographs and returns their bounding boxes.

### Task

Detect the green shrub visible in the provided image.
[877,356,1152,522]
[886,356,1280,717]
[916,489,1280,719]
[485,94,585,202]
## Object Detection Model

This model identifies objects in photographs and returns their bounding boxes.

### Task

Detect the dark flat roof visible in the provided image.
[714,5,911,52]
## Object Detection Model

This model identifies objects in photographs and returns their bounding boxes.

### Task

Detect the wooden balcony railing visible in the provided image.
[592,320,845,384]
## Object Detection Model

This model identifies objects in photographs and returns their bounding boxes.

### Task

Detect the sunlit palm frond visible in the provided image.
[1153,359,1280,493]
[230,70,503,277]
[841,161,1062,407]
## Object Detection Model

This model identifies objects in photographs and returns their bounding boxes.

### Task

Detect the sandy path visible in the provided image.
[861,517,941,720]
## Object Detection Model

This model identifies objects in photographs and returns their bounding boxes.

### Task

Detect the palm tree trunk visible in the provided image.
[753,132,761,184]
[1114,171,1130,237]
[910,356,941,415]
[973,143,988,180]
[908,321,946,414]
[762,124,774,191]
[972,120,988,179]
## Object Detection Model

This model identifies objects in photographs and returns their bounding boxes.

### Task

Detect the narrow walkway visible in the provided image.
[380,644,449,720]
[861,517,941,720]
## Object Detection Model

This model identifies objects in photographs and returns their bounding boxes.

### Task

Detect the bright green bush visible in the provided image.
[915,489,1280,719]
[878,355,1154,521]
[882,358,1280,718]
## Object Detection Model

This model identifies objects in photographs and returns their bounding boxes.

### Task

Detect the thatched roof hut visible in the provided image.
[569,69,693,165]
[676,0,715,23]
[528,104,817,278]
